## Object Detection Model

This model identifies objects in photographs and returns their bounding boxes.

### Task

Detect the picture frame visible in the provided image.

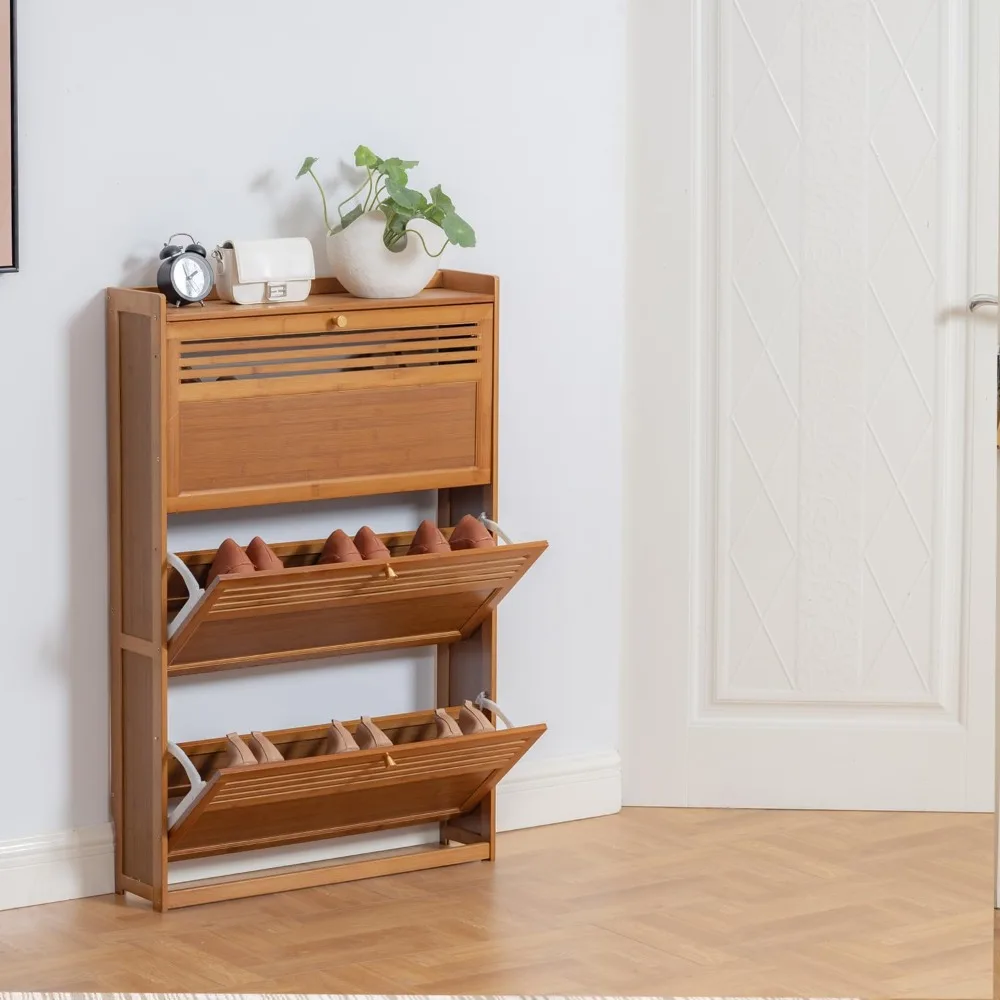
[1,0,16,273]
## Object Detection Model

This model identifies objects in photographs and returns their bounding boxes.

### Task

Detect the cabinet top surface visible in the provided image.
[110,273,497,323]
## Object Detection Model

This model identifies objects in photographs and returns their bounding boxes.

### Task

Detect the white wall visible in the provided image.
[0,0,625,896]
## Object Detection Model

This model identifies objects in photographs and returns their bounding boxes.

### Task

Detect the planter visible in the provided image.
[327,210,442,299]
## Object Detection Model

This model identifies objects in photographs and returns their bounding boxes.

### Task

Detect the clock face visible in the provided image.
[171,254,211,301]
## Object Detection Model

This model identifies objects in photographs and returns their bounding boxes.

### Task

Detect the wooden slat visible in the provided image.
[163,287,493,327]
[119,634,156,655]
[167,722,544,860]
[211,583,503,618]
[179,327,481,360]
[168,631,460,678]
[177,349,481,381]
[118,874,154,901]
[165,841,490,908]
[175,358,484,402]
[166,541,545,674]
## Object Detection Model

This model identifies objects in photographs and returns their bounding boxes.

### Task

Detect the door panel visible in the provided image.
[625,0,997,810]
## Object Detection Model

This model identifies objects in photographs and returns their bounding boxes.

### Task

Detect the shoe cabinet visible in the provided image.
[106,271,547,909]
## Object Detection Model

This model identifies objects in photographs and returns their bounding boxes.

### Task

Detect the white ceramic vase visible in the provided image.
[326,210,442,299]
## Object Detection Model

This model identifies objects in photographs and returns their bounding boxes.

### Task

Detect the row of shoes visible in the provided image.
[205,515,496,587]
[220,700,495,769]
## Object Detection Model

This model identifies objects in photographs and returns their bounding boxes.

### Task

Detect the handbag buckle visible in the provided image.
[266,281,288,301]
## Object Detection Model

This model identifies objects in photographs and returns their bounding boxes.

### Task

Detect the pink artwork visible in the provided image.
[0,0,14,272]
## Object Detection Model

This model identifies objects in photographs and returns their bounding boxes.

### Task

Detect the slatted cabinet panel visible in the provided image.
[167,534,547,675]
[168,712,546,860]
[165,296,495,511]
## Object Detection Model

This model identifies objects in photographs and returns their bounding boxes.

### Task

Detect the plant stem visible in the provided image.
[406,226,450,258]
[307,168,333,234]
[384,228,406,250]
[337,169,373,221]
[361,170,376,211]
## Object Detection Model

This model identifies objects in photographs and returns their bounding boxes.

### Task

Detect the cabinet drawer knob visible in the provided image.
[330,314,348,328]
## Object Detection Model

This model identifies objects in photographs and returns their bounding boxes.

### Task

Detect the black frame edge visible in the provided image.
[1,0,17,274]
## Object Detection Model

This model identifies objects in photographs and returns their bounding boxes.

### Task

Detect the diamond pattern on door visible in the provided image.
[720,0,942,702]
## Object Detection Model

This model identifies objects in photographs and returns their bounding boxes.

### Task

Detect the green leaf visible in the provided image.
[384,163,408,187]
[386,178,427,211]
[354,145,382,169]
[425,205,447,227]
[340,203,364,228]
[380,156,419,182]
[442,211,476,248]
[429,184,454,212]
[382,198,417,221]
[296,156,318,179]
[379,203,408,233]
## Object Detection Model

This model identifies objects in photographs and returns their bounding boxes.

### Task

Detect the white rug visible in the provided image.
[0,994,861,999]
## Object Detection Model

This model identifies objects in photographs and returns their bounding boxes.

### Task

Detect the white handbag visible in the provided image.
[211,238,315,305]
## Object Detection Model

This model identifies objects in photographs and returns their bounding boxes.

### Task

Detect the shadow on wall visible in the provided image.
[45,293,111,839]
[251,158,368,276]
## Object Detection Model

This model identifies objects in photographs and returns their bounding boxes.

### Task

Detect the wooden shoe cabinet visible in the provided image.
[106,271,547,909]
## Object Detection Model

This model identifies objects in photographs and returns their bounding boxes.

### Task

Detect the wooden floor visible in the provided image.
[0,808,991,998]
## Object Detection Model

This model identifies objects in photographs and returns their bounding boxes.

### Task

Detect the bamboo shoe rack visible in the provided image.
[107,270,547,909]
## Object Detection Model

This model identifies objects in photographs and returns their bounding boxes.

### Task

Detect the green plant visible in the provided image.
[297,145,476,256]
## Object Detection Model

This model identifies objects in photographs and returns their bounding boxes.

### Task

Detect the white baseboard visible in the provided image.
[0,750,621,911]
[0,824,114,911]
[498,749,623,831]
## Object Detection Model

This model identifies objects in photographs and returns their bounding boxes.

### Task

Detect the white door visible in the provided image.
[624,0,998,810]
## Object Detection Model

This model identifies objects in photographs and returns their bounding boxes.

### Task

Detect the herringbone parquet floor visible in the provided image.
[0,808,991,997]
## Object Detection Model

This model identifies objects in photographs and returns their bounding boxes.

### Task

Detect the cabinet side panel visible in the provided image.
[111,294,166,906]
[120,315,155,641]
[121,650,155,884]
[437,279,500,855]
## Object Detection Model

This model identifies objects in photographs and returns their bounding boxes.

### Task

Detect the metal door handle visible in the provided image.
[969,294,998,312]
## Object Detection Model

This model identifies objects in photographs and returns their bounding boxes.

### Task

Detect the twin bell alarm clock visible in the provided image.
[156,233,214,306]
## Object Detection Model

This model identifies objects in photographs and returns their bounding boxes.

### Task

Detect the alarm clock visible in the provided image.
[156,233,215,306]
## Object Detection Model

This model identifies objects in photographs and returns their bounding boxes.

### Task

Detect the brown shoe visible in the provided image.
[318,529,362,565]
[206,539,255,587]
[327,719,360,753]
[449,514,495,551]
[222,732,256,768]
[354,526,390,562]
[459,701,495,734]
[434,708,463,738]
[408,520,450,556]
[355,716,393,749]
[247,731,283,763]
[246,536,283,572]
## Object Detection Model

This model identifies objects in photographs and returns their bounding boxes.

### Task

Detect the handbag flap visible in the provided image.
[231,238,316,284]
